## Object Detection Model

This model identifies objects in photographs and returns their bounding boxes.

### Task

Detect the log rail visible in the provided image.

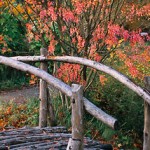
[0,54,150,150]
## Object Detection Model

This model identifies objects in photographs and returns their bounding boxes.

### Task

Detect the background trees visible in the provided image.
[1,0,149,84]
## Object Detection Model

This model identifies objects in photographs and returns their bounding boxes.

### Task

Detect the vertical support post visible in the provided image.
[47,89,57,126]
[39,48,48,127]
[67,84,84,150]
[143,76,150,150]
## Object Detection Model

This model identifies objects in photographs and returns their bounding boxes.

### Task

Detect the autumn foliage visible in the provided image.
[0,100,39,131]
[0,0,150,83]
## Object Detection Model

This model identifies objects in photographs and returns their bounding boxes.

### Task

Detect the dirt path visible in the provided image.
[0,86,39,104]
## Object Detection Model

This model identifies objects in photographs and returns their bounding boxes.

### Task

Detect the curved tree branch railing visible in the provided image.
[11,55,150,104]
[1,55,150,149]
[0,55,117,129]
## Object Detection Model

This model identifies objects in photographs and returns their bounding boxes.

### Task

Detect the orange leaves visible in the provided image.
[26,23,32,31]
[141,47,150,62]
[0,119,7,130]
[0,100,39,131]
[0,103,27,130]
[99,75,107,86]
[116,50,145,79]
[0,0,3,8]
[56,63,81,84]
[29,74,38,85]
[48,36,58,55]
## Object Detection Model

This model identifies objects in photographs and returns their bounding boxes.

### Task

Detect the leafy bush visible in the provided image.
[0,98,39,130]
[97,78,144,135]
[85,76,144,149]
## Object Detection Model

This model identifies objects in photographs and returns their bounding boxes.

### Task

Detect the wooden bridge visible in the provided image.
[0,126,113,150]
[0,48,150,149]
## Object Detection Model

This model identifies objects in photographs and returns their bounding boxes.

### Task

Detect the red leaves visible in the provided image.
[77,35,85,51]
[130,31,143,45]
[73,1,85,15]
[48,35,57,55]
[92,25,105,42]
[40,10,47,19]
[62,9,75,22]
[56,63,81,84]
[47,5,57,21]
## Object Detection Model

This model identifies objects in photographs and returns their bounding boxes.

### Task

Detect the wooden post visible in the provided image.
[67,84,84,150]
[39,48,48,127]
[47,88,57,126]
[143,76,150,150]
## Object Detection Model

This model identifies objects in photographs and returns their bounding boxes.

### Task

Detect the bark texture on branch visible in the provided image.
[0,126,112,150]
[39,48,48,127]
[83,97,118,130]
[11,56,150,104]
[0,56,72,97]
[143,76,150,150]
[69,84,84,150]
[0,56,117,129]
[47,88,57,126]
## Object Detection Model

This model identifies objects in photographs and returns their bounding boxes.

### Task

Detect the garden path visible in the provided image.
[0,86,39,104]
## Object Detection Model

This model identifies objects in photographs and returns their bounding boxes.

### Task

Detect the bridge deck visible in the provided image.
[0,126,112,150]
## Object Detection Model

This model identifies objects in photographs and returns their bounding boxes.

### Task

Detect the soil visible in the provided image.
[0,85,59,104]
[0,85,39,104]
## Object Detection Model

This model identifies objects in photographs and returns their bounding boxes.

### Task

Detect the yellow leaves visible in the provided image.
[1,0,32,19]
[11,4,24,15]
[118,39,124,44]
[26,6,32,14]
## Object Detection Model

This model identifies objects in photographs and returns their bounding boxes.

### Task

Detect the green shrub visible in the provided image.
[0,98,39,129]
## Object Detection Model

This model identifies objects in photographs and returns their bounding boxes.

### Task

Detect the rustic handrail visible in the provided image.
[143,77,150,150]
[1,55,150,149]
[11,56,150,104]
[67,84,84,150]
[0,55,117,129]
